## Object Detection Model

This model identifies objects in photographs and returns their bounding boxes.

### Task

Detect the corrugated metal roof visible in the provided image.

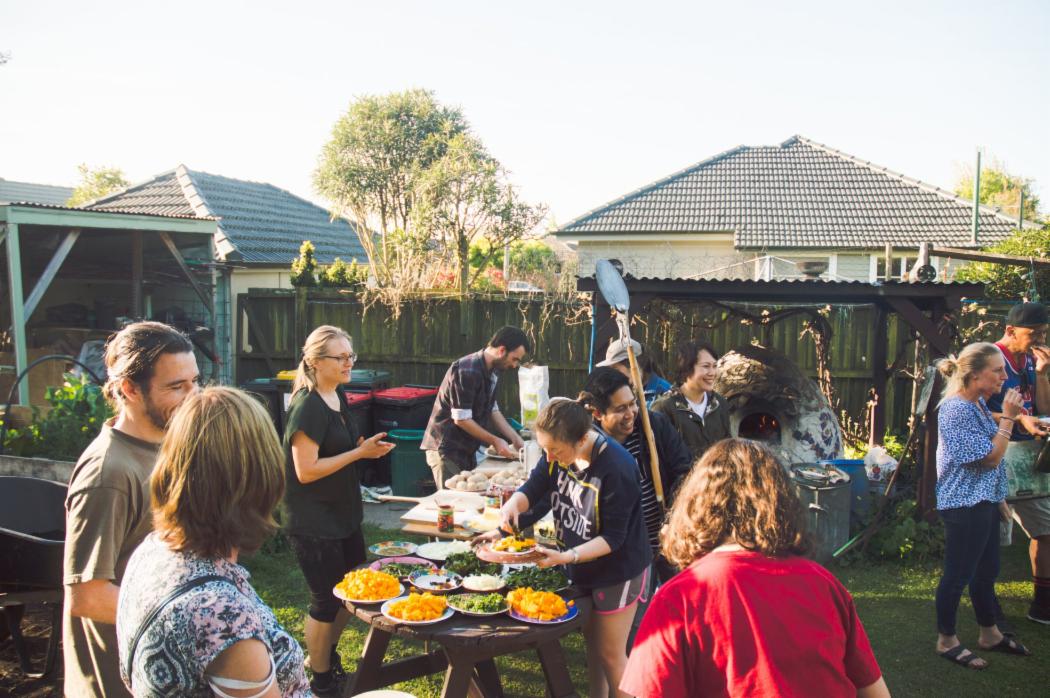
[0,178,74,206]
[558,136,1024,249]
[87,167,367,264]
[2,200,214,220]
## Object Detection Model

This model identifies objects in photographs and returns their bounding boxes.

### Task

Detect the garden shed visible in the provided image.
[0,202,219,406]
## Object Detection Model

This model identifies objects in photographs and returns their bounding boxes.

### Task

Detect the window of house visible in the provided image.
[874,256,918,281]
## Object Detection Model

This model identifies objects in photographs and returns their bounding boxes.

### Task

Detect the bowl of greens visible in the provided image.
[502,565,569,593]
[369,557,438,580]
[446,592,509,617]
[441,551,502,577]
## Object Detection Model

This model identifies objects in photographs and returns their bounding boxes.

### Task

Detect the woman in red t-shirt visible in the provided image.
[620,439,890,698]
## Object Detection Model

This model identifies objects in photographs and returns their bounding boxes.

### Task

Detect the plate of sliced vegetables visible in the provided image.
[333,569,404,605]
[441,551,502,577]
[461,573,506,592]
[492,536,537,554]
[446,592,509,617]
[370,557,438,580]
[506,587,578,624]
[381,592,454,625]
[502,565,569,593]
[416,540,473,562]
[408,570,462,593]
[368,541,418,557]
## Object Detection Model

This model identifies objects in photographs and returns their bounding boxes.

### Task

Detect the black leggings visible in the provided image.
[935,501,1000,636]
[289,530,367,622]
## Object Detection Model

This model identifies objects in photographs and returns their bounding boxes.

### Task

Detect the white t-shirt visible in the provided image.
[686,392,709,424]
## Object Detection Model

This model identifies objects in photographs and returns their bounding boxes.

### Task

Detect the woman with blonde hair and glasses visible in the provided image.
[117,386,309,696]
[282,325,395,695]
[932,342,1032,669]
[621,438,888,698]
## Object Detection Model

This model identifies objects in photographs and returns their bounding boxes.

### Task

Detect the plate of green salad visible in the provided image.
[502,565,569,592]
[446,592,509,617]
[441,551,503,577]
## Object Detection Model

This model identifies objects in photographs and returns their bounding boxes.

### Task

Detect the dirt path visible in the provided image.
[0,604,62,697]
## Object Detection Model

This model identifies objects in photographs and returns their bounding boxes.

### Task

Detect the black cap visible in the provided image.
[1006,302,1049,328]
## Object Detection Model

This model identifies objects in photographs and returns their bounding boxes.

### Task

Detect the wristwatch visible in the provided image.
[569,548,579,564]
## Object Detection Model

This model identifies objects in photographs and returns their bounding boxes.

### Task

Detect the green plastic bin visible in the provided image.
[389,429,435,497]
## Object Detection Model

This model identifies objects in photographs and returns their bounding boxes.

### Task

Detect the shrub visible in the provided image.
[1,373,113,461]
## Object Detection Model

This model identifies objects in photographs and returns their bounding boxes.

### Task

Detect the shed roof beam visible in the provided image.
[23,229,80,321]
[158,231,214,314]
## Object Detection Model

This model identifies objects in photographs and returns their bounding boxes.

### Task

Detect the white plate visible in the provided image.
[409,571,463,593]
[332,582,405,605]
[416,541,472,561]
[380,596,455,625]
[461,574,506,593]
[446,594,509,617]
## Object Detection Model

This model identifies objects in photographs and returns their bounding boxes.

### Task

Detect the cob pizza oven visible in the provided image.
[714,346,843,465]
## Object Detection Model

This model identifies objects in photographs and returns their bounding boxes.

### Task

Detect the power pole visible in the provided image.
[971,149,981,247]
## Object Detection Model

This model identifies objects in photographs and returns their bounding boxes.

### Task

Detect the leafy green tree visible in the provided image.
[413,132,546,293]
[66,164,130,206]
[955,223,1050,300]
[314,89,469,284]
[290,240,319,287]
[954,160,1040,222]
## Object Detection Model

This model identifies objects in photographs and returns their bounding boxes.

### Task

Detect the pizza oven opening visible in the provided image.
[737,408,781,444]
[715,345,842,466]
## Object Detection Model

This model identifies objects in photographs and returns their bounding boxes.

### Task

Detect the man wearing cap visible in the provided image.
[987,301,1050,626]
[597,338,672,406]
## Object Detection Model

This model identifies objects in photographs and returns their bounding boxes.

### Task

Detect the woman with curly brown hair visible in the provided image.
[620,438,889,698]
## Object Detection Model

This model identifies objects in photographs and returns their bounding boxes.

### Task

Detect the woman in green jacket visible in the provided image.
[651,339,731,462]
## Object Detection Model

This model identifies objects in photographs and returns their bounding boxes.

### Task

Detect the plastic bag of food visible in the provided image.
[519,365,550,430]
[864,446,898,482]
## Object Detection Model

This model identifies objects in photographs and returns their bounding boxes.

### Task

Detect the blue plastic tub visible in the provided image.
[819,459,868,520]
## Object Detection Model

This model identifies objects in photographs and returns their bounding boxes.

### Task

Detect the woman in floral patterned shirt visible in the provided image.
[934,342,1032,670]
[117,387,309,696]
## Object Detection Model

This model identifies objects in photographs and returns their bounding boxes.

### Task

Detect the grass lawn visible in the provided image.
[244,524,1047,697]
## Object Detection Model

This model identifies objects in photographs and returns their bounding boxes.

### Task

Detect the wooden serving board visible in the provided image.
[399,491,485,526]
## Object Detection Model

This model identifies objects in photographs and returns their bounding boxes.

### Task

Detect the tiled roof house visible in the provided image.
[89,165,366,265]
[556,136,1029,281]
[0,177,74,206]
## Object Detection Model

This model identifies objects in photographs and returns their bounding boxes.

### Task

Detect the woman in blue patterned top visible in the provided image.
[934,342,1032,670]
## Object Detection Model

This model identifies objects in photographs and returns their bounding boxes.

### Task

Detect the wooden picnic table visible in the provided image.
[341,590,588,697]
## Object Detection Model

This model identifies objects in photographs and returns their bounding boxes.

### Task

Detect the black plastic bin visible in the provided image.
[240,379,288,436]
[347,369,392,393]
[372,386,439,432]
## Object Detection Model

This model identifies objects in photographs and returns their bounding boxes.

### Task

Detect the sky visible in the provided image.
[2,0,1048,228]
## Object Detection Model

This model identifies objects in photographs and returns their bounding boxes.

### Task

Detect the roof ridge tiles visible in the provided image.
[792,135,1029,229]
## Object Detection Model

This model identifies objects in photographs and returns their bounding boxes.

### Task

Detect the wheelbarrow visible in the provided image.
[0,475,67,679]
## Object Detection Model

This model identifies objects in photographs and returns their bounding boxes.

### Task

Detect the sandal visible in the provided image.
[980,636,1031,656]
[938,645,986,669]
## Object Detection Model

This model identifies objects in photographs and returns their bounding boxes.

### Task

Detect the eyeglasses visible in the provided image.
[321,352,357,364]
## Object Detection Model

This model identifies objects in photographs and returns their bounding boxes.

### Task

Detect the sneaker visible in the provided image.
[329,657,347,681]
[310,672,343,697]
[1027,604,1050,625]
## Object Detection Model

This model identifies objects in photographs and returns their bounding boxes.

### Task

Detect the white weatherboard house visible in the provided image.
[556,136,1028,281]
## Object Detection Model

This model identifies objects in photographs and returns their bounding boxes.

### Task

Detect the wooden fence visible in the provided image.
[236,289,1002,437]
